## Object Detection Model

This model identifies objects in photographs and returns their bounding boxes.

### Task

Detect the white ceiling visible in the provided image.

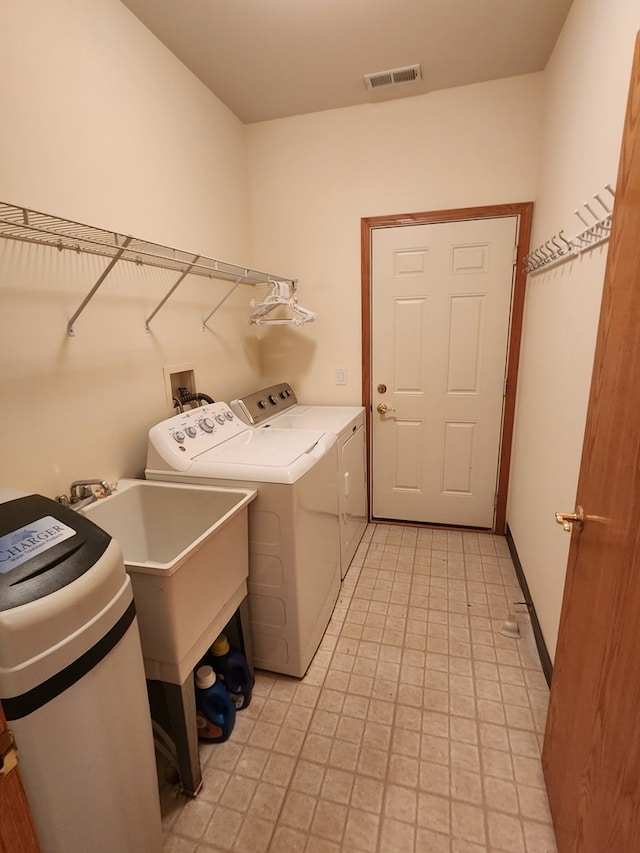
[120,0,574,125]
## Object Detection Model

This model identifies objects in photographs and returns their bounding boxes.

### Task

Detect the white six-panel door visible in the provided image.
[371,216,518,527]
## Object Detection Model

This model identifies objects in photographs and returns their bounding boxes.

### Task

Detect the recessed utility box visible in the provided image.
[163,363,197,414]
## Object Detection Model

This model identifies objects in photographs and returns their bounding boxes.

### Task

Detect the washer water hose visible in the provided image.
[174,388,215,411]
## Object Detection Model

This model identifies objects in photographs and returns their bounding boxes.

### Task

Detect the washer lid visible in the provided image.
[263,406,365,436]
[0,494,111,612]
[195,427,326,465]
[185,427,336,484]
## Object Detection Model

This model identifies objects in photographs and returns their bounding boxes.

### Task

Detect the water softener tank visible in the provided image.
[0,489,162,853]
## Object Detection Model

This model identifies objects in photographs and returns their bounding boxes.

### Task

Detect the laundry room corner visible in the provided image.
[0,0,264,498]
[246,73,543,405]
[506,0,640,663]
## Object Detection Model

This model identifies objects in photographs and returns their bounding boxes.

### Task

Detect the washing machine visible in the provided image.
[231,383,367,578]
[145,401,340,678]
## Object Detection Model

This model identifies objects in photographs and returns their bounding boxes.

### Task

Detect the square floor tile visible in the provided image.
[161,524,557,853]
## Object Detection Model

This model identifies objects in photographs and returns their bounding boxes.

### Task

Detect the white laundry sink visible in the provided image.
[81,479,256,684]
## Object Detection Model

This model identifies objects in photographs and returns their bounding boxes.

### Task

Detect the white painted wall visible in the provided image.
[246,75,543,403]
[507,0,640,659]
[0,0,259,497]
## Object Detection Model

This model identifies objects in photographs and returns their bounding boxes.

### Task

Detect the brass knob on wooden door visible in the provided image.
[376,403,395,414]
[555,506,585,532]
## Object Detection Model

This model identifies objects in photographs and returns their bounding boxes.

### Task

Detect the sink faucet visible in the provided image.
[56,479,112,509]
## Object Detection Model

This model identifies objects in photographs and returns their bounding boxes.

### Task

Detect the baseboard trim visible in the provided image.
[505,524,553,687]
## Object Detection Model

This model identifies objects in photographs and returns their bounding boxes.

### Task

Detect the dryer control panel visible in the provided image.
[147,402,247,469]
[231,382,298,425]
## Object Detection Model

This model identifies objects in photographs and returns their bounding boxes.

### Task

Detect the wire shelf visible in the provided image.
[0,201,296,333]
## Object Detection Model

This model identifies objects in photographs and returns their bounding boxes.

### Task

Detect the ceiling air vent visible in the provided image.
[364,64,422,91]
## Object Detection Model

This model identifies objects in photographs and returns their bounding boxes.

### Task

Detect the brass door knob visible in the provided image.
[555,506,585,532]
[376,402,395,414]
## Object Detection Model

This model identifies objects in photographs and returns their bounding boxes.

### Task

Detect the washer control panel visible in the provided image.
[148,402,246,461]
[231,382,298,425]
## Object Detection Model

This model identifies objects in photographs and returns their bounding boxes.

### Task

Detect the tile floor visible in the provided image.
[159,523,558,853]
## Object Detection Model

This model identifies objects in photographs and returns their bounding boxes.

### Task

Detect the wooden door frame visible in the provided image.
[0,702,41,851]
[361,202,533,533]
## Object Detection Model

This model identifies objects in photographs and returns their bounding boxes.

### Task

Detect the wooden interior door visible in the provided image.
[0,703,40,853]
[542,32,640,853]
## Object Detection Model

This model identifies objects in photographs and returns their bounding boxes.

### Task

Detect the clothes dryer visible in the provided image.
[145,402,340,678]
[231,383,367,578]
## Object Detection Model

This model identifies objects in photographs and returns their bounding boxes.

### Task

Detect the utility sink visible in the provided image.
[81,479,256,685]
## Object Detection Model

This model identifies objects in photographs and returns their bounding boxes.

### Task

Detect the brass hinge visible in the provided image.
[0,728,19,779]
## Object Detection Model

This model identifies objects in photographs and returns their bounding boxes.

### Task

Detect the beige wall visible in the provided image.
[507,0,640,660]
[246,75,543,402]
[0,0,544,502]
[0,0,259,497]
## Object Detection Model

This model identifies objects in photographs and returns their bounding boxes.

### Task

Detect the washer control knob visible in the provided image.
[269,394,277,404]
[185,426,197,438]
[225,411,234,421]
[258,399,267,409]
[199,417,215,433]
[173,431,186,444]
[215,413,226,425]
[280,390,289,398]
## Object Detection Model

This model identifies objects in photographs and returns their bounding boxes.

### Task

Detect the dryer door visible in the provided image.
[340,424,367,577]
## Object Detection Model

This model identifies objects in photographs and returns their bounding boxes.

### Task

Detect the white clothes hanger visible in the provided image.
[249,280,317,326]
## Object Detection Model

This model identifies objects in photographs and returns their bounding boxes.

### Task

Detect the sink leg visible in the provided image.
[238,597,255,677]
[162,679,202,797]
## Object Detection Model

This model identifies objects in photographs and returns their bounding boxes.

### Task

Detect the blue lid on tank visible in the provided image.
[0,494,111,612]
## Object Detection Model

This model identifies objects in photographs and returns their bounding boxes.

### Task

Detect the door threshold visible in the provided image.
[370,517,495,534]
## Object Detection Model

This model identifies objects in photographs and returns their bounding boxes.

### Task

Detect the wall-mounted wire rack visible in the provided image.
[523,184,615,275]
[0,201,296,334]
